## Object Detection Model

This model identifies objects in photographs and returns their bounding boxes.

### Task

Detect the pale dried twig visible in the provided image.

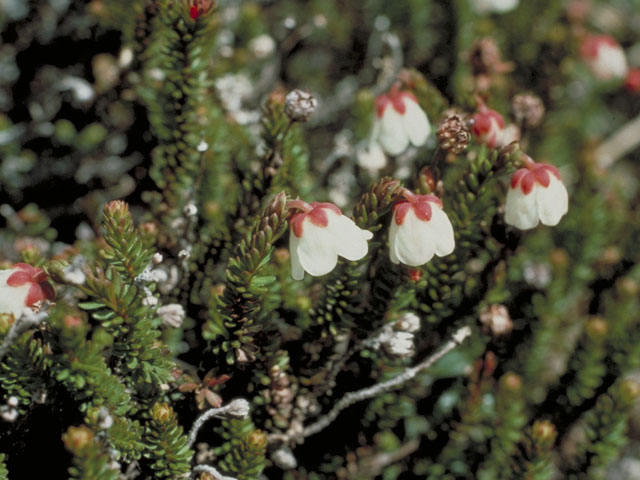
[269,326,472,444]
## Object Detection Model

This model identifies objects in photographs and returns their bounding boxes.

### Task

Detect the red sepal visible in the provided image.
[471,109,504,136]
[580,34,618,59]
[412,201,433,222]
[291,213,307,238]
[394,192,443,225]
[375,88,418,117]
[511,162,561,195]
[7,271,31,286]
[393,202,412,225]
[625,68,640,93]
[291,203,341,237]
[190,6,199,19]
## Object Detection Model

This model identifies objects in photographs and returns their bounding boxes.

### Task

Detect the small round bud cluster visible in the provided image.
[437,114,471,154]
[271,446,298,469]
[0,396,19,423]
[523,262,551,289]
[511,93,545,129]
[225,398,250,418]
[394,312,421,333]
[284,89,317,122]
[479,304,513,336]
[381,330,415,358]
[97,407,114,429]
[157,304,186,328]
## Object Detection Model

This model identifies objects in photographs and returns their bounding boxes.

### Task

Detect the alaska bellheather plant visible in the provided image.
[0,1,639,479]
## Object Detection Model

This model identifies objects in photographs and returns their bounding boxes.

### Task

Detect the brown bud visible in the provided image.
[139,221,158,238]
[63,426,94,453]
[419,167,437,193]
[437,114,470,154]
[549,248,569,268]
[585,317,608,338]
[511,93,545,129]
[617,278,639,297]
[284,89,317,122]
[620,379,640,402]
[273,248,290,264]
[103,200,128,217]
[266,89,286,108]
[479,304,513,336]
[531,420,557,448]
[247,429,267,449]
[269,191,288,216]
[151,402,172,423]
[500,372,523,392]
[64,315,84,329]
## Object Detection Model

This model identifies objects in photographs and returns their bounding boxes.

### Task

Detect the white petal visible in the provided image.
[505,186,539,230]
[293,219,339,277]
[289,231,306,280]
[491,0,518,13]
[402,99,431,147]
[594,45,628,80]
[392,209,436,266]
[429,205,455,257]
[377,108,409,156]
[357,141,387,171]
[327,211,373,261]
[0,270,30,319]
[536,176,569,226]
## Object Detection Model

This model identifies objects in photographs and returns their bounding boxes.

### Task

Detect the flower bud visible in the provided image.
[437,114,471,154]
[284,89,317,122]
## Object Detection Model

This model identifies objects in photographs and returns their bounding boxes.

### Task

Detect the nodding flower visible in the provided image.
[505,156,568,230]
[389,190,455,267]
[287,200,373,280]
[372,84,431,156]
[0,263,55,319]
[580,34,628,81]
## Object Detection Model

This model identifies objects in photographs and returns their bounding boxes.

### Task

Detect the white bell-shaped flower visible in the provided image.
[288,201,373,280]
[0,263,55,319]
[356,141,387,173]
[471,0,519,14]
[505,159,569,230]
[372,85,431,156]
[580,34,628,81]
[389,191,455,267]
[471,107,506,148]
